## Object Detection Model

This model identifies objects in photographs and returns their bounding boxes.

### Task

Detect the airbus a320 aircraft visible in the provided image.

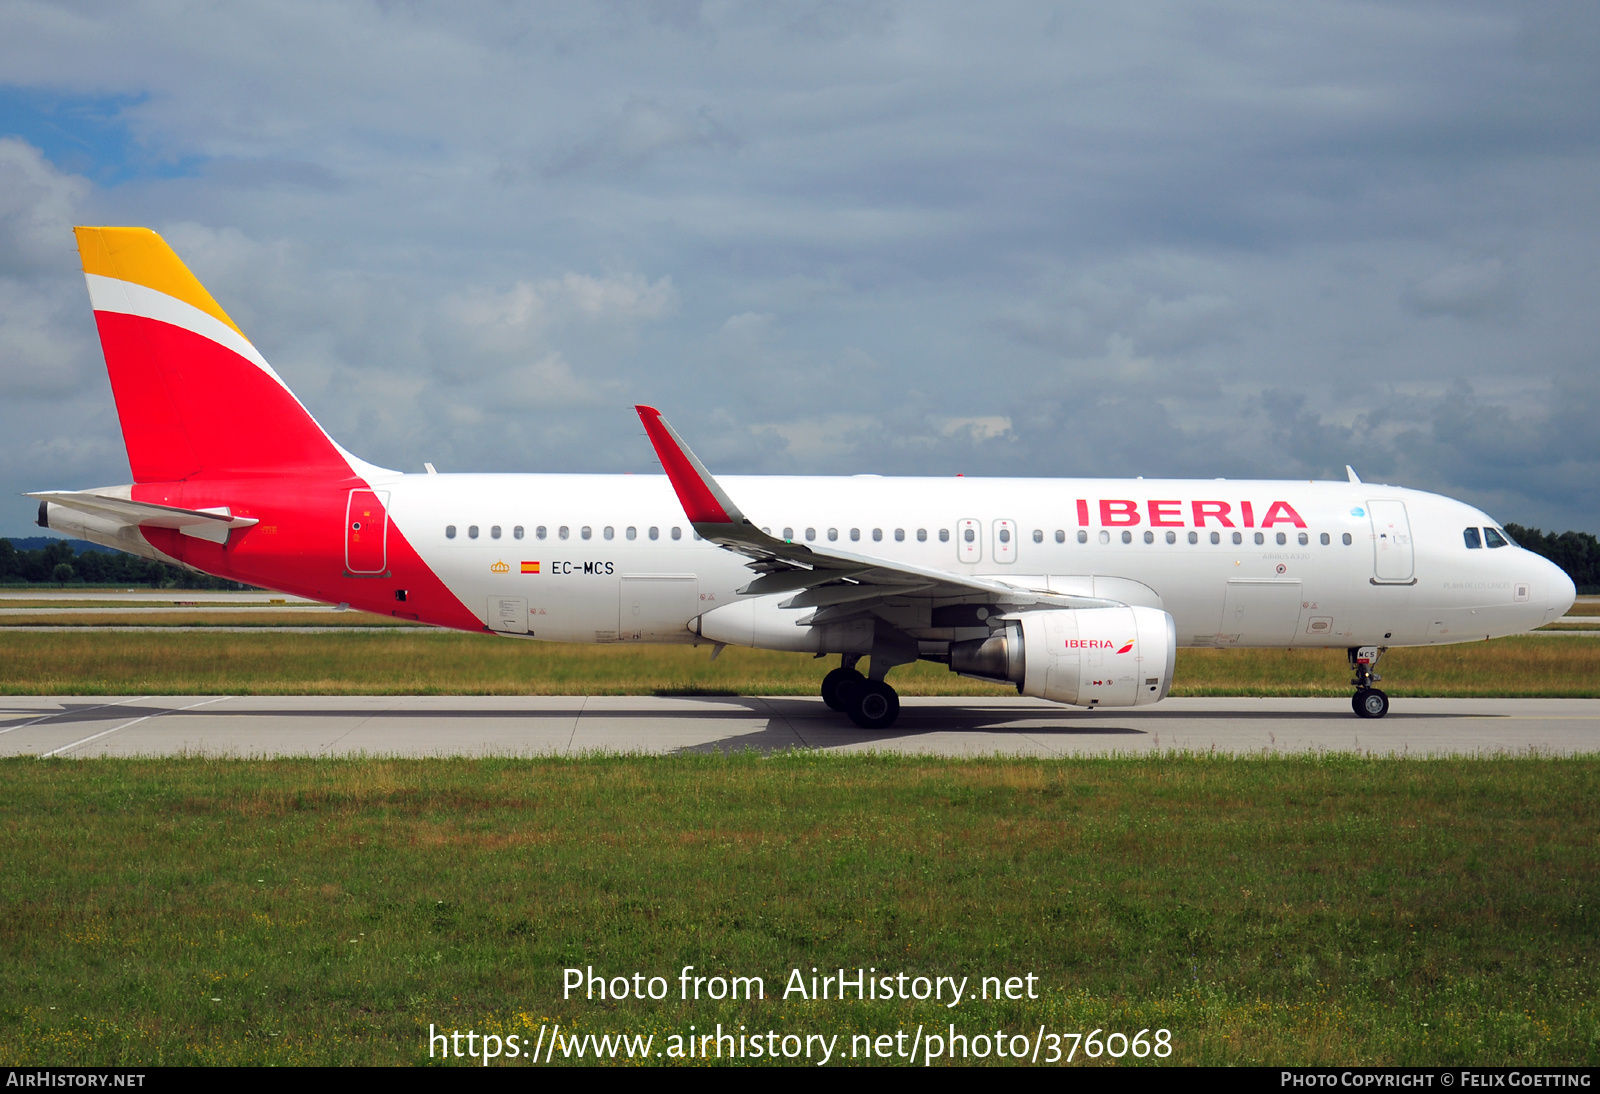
[33,228,1576,728]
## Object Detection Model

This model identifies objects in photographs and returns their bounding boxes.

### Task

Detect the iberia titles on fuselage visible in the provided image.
[33,227,1575,728]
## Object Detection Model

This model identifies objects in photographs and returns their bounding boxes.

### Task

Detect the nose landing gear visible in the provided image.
[1349,646,1389,719]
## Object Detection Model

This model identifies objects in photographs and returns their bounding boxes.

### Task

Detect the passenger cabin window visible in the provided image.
[939,529,950,542]
[1056,530,1066,543]
[1188,531,1198,544]
[872,528,882,542]
[1076,530,1087,544]
[445,525,456,539]
[1033,529,1043,544]
[1275,532,1286,545]
[650,526,659,540]
[1254,532,1265,545]
[1210,532,1220,545]
[468,525,479,539]
[828,528,838,541]
[1342,533,1352,545]
[1464,528,1482,549]
[1167,531,1177,544]
[1233,532,1243,545]
[783,527,793,540]
[1143,531,1154,544]
[603,526,614,540]
[806,528,817,541]
[491,525,502,539]
[1298,532,1309,545]
[1484,527,1508,548]
[536,525,547,540]
[850,528,860,541]
[514,526,524,540]
[1320,532,1330,545]
[963,528,974,543]
[671,527,682,540]
[895,528,905,542]
[581,526,592,540]
[626,526,637,540]
[559,526,570,540]
[918,529,928,542]
[1121,531,1132,544]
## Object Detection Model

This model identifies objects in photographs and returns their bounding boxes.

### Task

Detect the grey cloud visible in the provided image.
[1405,258,1516,319]
[3,3,1600,535]
[0,139,89,277]
[545,98,740,178]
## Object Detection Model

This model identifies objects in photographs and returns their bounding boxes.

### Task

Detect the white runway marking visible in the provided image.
[36,697,231,758]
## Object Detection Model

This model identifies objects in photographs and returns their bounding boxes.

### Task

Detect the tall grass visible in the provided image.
[1,632,1595,697]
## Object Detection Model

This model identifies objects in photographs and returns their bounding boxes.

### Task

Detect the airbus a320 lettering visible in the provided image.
[33,228,1576,728]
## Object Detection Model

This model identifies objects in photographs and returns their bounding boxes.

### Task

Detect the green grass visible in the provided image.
[1,631,1597,697]
[0,610,425,628]
[1,754,1595,1066]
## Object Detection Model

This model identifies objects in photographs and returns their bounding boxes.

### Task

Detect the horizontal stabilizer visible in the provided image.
[29,489,259,545]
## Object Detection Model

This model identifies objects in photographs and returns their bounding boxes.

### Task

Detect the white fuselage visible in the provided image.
[369,471,1571,649]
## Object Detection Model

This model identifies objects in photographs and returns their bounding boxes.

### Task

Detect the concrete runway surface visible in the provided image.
[1,695,1596,758]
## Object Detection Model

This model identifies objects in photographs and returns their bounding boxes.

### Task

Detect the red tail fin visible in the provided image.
[76,226,354,482]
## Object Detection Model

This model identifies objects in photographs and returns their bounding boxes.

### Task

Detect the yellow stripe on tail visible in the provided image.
[74,226,246,339]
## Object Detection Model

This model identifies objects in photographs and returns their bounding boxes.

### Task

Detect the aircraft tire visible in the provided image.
[847,680,900,730]
[821,668,864,711]
[1353,688,1389,719]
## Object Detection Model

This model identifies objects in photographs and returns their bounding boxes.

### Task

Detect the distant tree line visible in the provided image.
[1503,525,1600,593]
[0,538,256,589]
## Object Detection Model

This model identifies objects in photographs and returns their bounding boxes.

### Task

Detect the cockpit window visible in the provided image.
[1463,527,1482,549]
[1484,527,1508,549]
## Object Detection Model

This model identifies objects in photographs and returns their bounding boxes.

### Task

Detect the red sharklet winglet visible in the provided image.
[635,405,744,526]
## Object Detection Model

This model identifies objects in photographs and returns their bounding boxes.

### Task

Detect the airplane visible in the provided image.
[31,227,1577,729]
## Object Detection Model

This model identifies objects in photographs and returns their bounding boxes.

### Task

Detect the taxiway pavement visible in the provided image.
[2,695,1595,758]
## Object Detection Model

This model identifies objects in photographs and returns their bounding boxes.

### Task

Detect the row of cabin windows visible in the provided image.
[445,524,685,541]
[775,527,949,543]
[1463,527,1511,549]
[444,522,1355,549]
[1099,529,1350,546]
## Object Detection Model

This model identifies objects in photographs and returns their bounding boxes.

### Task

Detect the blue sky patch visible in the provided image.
[0,87,203,184]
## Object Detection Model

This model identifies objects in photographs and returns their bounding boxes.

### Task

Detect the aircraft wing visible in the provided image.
[634,406,1120,619]
[29,489,259,545]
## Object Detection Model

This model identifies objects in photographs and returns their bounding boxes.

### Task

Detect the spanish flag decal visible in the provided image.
[521,561,540,574]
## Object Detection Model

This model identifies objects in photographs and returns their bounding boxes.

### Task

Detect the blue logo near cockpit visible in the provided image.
[1351,507,1365,517]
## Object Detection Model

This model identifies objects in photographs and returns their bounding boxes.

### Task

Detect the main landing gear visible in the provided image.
[1348,646,1389,719]
[820,655,901,729]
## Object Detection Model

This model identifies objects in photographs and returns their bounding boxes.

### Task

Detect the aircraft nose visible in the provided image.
[1544,556,1576,623]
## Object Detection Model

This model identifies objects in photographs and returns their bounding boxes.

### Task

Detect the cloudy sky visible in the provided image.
[2,1,1597,535]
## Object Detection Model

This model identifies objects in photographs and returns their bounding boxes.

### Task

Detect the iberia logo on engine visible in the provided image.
[1065,639,1136,652]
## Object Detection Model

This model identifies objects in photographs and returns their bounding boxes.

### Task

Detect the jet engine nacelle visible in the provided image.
[949,605,1177,707]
